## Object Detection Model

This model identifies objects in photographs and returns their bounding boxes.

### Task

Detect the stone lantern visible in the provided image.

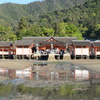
[35,43,40,54]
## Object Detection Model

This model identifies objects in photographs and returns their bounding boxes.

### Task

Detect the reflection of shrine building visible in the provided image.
[0,64,100,81]
[0,67,33,79]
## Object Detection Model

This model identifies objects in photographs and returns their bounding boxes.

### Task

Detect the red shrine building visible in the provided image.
[0,41,14,59]
[71,40,91,59]
[91,41,100,58]
[0,37,100,60]
[22,37,77,52]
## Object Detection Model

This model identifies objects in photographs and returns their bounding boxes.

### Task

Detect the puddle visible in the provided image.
[0,67,32,79]
[0,62,100,83]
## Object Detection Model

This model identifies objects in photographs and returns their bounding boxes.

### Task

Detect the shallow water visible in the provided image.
[0,62,100,100]
[0,61,100,82]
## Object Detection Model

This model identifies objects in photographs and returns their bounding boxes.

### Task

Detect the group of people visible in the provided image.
[39,48,65,55]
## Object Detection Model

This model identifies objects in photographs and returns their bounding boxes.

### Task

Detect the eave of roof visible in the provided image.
[14,40,33,46]
[92,42,100,47]
[22,37,77,44]
[72,40,91,46]
[0,41,13,47]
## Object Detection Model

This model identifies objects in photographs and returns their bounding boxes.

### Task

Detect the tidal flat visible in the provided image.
[0,59,100,100]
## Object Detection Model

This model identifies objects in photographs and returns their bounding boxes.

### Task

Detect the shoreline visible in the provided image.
[0,59,100,87]
[69,59,100,74]
[0,59,100,73]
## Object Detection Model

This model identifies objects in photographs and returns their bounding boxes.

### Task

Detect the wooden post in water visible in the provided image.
[50,72,54,80]
[2,48,4,59]
[22,55,24,59]
[90,72,93,85]
[55,72,59,80]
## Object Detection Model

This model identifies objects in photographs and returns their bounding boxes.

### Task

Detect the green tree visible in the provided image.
[41,27,54,36]
[0,20,15,41]
[52,22,60,36]
[91,24,100,39]
[26,24,42,37]
[59,23,83,39]
[8,33,17,41]
[16,17,28,39]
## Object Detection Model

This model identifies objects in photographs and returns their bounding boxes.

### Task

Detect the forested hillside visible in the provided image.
[0,0,100,41]
[34,0,100,39]
[0,0,86,25]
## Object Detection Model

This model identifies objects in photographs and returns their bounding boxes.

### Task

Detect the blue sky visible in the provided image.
[0,0,43,4]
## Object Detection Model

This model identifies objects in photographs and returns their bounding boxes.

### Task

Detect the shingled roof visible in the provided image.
[54,37,77,44]
[40,37,65,47]
[22,37,49,43]
[14,40,33,46]
[22,37,77,45]
[0,41,13,47]
[92,42,100,47]
[72,40,91,46]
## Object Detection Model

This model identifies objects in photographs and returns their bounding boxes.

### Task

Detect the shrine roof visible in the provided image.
[14,40,33,46]
[22,37,77,45]
[92,41,100,47]
[0,41,13,47]
[72,40,91,46]
[40,39,65,47]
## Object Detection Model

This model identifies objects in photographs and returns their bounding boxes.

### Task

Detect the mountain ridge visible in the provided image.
[0,0,100,40]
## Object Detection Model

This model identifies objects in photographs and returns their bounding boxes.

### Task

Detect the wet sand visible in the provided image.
[0,59,33,69]
[0,59,100,73]
[0,59,100,87]
[69,59,100,74]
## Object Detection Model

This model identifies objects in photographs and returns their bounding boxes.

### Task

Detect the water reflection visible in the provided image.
[0,63,100,83]
[0,62,100,100]
[0,67,33,79]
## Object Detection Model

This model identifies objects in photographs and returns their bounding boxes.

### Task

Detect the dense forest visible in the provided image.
[0,0,100,41]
